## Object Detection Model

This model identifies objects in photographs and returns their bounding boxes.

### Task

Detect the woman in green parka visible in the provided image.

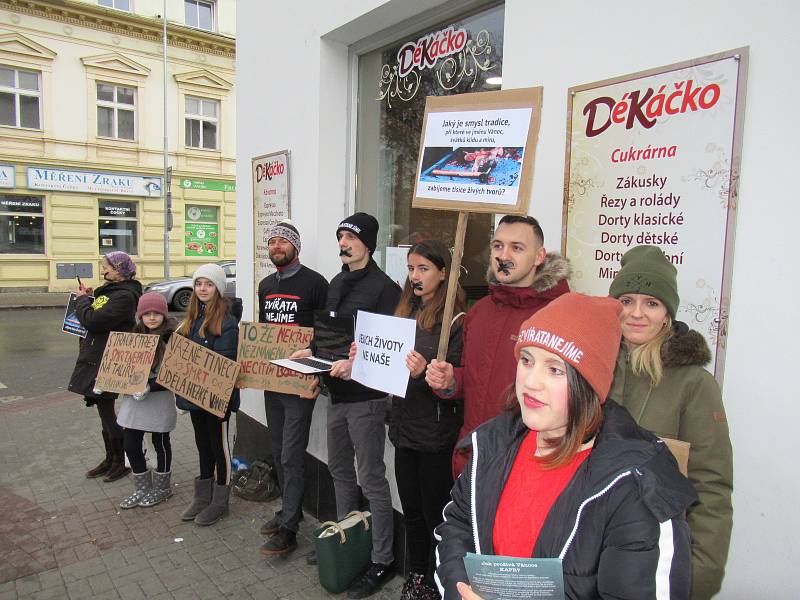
[608,245,733,600]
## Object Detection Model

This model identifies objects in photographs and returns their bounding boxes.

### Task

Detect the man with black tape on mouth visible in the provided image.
[425,214,572,477]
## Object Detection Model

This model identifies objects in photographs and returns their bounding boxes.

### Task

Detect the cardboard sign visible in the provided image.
[94,332,160,395]
[351,310,417,398]
[156,334,241,418]
[237,322,317,398]
[662,437,690,477]
[412,87,542,215]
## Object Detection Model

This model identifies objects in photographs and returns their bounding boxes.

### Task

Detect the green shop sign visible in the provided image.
[184,222,219,256]
[180,178,235,192]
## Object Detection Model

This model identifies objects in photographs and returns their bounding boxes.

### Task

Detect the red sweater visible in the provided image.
[493,430,591,557]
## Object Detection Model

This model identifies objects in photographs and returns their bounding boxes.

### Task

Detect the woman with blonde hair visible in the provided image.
[609,245,733,600]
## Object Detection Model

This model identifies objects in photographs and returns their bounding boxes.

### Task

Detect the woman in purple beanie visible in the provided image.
[68,251,142,482]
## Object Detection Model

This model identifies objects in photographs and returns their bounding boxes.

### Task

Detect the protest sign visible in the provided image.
[237,322,317,398]
[156,334,241,418]
[463,553,565,600]
[563,48,748,382]
[412,87,542,215]
[351,310,417,398]
[94,332,160,395]
[62,292,90,338]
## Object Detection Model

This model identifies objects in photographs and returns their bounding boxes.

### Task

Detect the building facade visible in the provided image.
[0,0,236,291]
[236,0,799,595]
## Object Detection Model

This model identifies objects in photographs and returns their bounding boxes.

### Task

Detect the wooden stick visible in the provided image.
[437,211,468,361]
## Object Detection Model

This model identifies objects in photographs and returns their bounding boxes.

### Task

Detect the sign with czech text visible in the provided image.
[95,332,160,395]
[563,48,749,382]
[236,322,317,397]
[27,167,162,197]
[412,87,542,214]
[156,334,240,418]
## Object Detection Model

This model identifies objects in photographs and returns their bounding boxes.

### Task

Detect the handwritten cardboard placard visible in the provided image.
[156,334,241,418]
[94,332,160,395]
[237,322,317,398]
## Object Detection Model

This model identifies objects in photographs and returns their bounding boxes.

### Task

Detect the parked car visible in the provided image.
[143,261,236,311]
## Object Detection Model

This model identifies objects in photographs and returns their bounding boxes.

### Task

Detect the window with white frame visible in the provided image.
[185,0,214,31]
[0,66,41,129]
[185,96,218,150]
[98,0,130,10]
[96,82,135,140]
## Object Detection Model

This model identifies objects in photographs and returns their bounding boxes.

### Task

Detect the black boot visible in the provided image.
[103,436,131,482]
[86,431,113,479]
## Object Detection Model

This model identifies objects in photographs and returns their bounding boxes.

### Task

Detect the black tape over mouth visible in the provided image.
[339,248,352,257]
[411,281,424,291]
[495,257,513,275]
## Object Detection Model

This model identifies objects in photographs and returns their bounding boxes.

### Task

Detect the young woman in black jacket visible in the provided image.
[435,293,696,600]
[68,251,142,482]
[175,263,241,526]
[390,240,465,600]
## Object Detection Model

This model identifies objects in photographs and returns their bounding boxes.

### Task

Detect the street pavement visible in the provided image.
[0,308,405,600]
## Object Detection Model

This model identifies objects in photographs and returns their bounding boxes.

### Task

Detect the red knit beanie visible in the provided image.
[136,292,169,318]
[514,293,623,402]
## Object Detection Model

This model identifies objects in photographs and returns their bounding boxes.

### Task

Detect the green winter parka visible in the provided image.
[609,323,732,600]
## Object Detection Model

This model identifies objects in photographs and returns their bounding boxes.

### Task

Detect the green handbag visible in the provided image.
[313,511,372,593]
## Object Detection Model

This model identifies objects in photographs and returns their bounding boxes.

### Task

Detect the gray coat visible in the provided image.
[117,388,177,433]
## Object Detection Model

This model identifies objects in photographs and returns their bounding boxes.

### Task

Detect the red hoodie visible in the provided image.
[439,253,571,476]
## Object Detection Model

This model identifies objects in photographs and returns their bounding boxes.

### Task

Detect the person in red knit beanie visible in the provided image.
[435,293,697,600]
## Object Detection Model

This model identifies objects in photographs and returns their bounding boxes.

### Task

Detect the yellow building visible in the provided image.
[0,0,236,291]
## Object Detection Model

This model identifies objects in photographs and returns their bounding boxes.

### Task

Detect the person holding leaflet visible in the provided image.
[434,293,695,600]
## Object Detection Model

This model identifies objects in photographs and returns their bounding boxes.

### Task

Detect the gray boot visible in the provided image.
[119,470,152,509]
[139,471,172,507]
[180,477,214,521]
[194,483,230,526]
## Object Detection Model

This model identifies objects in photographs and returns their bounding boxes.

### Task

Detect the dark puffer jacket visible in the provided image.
[435,401,697,600]
[609,323,732,600]
[68,279,142,404]
[175,298,243,416]
[323,258,401,404]
[389,315,464,453]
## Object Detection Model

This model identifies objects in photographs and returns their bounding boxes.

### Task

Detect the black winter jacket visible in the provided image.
[389,314,464,453]
[68,279,142,403]
[435,400,697,600]
[323,259,401,404]
[175,298,242,415]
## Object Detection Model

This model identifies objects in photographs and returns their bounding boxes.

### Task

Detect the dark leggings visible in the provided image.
[394,446,454,582]
[123,428,172,473]
[190,410,231,485]
[93,398,123,441]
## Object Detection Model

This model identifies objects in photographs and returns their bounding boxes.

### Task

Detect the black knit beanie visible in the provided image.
[336,212,379,254]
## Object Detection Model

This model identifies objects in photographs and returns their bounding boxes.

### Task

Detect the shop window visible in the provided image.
[0,195,44,254]
[0,66,41,129]
[185,0,214,31]
[355,5,504,297]
[96,82,136,140]
[99,200,137,255]
[185,96,218,150]
[184,205,219,256]
[98,0,130,10]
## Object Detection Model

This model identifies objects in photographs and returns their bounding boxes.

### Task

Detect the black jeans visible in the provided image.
[190,410,231,485]
[264,391,316,533]
[394,446,454,581]
[123,428,172,473]
[93,398,123,441]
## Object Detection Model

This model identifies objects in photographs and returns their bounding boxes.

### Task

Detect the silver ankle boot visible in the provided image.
[139,471,172,507]
[119,470,152,509]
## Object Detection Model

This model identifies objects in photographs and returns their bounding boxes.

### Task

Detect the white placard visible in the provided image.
[564,50,747,378]
[351,310,417,398]
[384,246,411,288]
[27,167,162,196]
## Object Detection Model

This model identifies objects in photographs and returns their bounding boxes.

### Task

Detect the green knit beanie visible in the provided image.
[609,245,679,318]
